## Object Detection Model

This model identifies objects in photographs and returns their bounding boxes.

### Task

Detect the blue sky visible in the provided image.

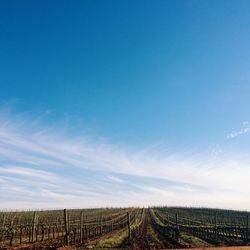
[1,0,250,210]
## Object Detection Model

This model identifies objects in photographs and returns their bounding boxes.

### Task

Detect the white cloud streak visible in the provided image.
[107,175,124,183]
[0,167,57,180]
[0,111,250,210]
[227,121,250,139]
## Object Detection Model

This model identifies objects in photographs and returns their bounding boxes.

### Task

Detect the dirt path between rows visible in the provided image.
[3,209,250,250]
[130,209,178,249]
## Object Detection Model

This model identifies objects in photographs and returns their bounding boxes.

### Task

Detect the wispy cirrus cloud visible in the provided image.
[0,166,57,180]
[107,175,124,183]
[227,121,250,139]
[1,110,250,210]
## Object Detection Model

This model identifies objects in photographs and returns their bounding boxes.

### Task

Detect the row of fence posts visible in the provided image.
[173,212,249,241]
[29,210,250,245]
[2,209,133,246]
[62,209,132,246]
[2,209,250,246]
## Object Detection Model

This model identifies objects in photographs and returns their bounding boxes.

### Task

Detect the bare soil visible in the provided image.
[129,209,182,249]
[2,209,250,250]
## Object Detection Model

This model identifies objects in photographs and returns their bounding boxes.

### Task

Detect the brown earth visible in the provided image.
[5,245,250,250]
[1,209,250,250]
[130,209,181,249]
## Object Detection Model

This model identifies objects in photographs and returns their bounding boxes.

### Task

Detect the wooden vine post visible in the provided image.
[100,216,103,235]
[64,209,69,245]
[175,213,178,228]
[214,212,218,240]
[9,227,13,246]
[41,224,44,240]
[2,214,6,229]
[246,215,249,241]
[31,211,37,242]
[19,226,23,244]
[80,212,84,243]
[127,212,131,240]
[175,213,179,242]
[1,215,6,242]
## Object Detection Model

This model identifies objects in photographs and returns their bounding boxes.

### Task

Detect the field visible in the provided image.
[1,207,250,250]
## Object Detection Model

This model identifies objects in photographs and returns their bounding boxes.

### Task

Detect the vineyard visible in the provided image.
[0,207,250,249]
